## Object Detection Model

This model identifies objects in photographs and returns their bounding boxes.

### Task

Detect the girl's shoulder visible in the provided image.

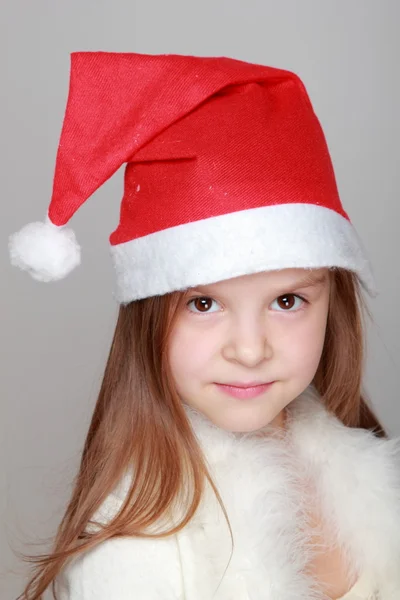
[56,480,183,599]
[56,528,183,600]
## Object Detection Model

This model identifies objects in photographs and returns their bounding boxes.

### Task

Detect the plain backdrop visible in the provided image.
[1,1,399,597]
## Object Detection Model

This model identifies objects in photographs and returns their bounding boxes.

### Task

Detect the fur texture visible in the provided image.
[110,203,377,303]
[57,385,400,599]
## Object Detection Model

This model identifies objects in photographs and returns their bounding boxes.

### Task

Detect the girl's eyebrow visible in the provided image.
[288,272,328,289]
[190,272,328,295]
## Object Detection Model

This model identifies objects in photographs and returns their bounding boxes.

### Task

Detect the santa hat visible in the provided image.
[9,51,376,303]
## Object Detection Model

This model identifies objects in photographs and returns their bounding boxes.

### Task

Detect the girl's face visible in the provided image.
[168,268,331,433]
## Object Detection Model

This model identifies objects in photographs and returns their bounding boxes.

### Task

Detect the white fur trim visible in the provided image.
[57,386,400,599]
[110,203,377,304]
[9,217,81,282]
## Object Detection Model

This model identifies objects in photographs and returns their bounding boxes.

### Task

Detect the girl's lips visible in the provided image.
[214,382,275,399]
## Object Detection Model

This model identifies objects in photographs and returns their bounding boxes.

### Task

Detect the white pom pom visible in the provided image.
[9,220,81,282]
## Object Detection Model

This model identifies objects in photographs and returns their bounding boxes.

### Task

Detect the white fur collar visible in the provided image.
[183,385,400,599]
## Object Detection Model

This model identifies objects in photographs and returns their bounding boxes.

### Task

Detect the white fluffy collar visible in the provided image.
[184,385,400,599]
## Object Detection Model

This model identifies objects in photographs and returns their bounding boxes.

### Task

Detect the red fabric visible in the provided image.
[48,52,347,245]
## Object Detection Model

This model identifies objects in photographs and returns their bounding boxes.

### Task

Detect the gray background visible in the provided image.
[1,1,399,597]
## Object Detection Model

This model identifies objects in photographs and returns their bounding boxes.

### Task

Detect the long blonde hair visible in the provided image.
[16,267,386,599]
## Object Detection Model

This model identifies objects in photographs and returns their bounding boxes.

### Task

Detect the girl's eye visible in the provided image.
[186,294,308,315]
[186,297,220,314]
[271,294,307,312]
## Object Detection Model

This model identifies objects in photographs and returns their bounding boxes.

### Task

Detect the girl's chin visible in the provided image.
[209,415,281,434]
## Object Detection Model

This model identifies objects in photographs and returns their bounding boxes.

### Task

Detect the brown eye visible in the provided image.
[273,294,306,311]
[187,297,218,314]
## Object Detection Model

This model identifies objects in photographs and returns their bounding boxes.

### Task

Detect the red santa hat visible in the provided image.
[9,51,376,303]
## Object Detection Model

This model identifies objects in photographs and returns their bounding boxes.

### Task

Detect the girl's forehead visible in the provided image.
[187,268,329,294]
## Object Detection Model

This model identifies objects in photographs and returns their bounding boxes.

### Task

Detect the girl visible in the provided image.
[9,51,400,599]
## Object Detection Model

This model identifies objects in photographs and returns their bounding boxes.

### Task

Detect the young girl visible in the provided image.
[9,51,400,600]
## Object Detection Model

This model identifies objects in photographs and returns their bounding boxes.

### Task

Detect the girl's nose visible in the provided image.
[222,322,273,367]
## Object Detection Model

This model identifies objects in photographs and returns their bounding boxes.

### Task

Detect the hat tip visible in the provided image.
[9,220,81,282]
